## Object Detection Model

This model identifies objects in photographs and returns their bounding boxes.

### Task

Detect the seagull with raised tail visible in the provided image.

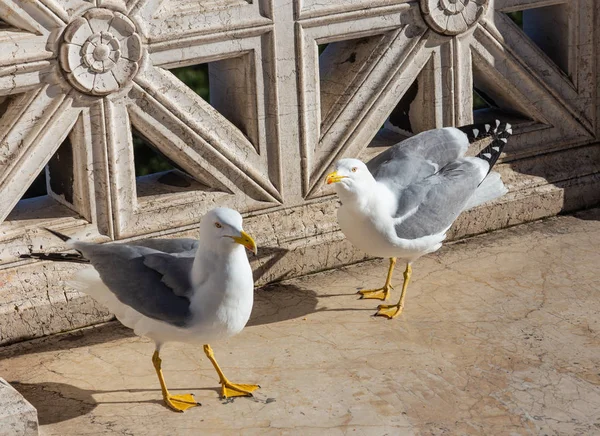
[23,207,259,412]
[326,121,512,318]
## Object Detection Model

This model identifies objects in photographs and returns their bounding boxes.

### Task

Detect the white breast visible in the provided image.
[337,183,447,261]
[188,248,254,340]
[338,203,400,258]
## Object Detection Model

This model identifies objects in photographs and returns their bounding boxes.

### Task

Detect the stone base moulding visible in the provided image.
[0,378,38,436]
[2,140,599,346]
[0,0,599,345]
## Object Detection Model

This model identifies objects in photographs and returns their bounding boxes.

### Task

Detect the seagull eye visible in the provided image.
[351,167,358,173]
[214,222,222,228]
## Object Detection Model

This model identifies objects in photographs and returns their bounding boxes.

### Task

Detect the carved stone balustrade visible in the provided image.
[0,0,598,344]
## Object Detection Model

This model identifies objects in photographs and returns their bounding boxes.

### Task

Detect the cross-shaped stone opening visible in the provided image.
[132,127,213,198]
[168,53,259,151]
[504,5,570,78]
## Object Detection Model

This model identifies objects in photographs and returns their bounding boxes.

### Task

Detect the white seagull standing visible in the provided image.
[26,207,259,412]
[325,121,512,319]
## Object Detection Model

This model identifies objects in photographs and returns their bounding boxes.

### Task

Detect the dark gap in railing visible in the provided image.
[473,87,495,111]
[387,80,419,134]
[47,137,74,204]
[505,11,523,29]
[505,7,568,76]
[21,173,48,200]
[0,95,15,119]
[168,59,256,146]
[169,64,210,102]
[21,139,73,200]
[132,127,180,177]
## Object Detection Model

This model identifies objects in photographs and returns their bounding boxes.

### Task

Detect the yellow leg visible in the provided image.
[152,350,200,412]
[203,344,260,399]
[357,257,396,300]
[376,263,412,319]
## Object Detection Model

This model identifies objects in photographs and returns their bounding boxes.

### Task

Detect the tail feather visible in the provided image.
[458,119,512,175]
[475,121,511,173]
[456,119,512,144]
[463,171,507,211]
[458,119,512,210]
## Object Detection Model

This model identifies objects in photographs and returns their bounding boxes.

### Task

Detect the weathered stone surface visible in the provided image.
[0,378,38,436]
[0,210,599,434]
[2,161,600,346]
[59,8,142,95]
[421,0,487,36]
[0,0,598,344]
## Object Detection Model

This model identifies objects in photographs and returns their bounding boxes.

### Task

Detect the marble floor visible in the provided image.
[1,209,599,435]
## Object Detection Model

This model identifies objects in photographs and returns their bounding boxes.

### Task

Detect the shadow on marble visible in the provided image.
[10,380,99,425]
[0,323,135,361]
[249,282,371,327]
[506,145,600,219]
[570,207,600,221]
[0,283,369,361]
[9,380,224,424]
[252,245,289,283]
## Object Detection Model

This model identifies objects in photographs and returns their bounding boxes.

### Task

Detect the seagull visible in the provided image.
[23,207,259,412]
[325,121,512,319]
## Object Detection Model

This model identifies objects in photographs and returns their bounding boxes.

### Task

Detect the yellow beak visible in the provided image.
[325,171,347,185]
[232,231,258,255]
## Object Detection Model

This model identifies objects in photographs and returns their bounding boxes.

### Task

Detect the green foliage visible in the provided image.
[132,130,175,176]
[170,64,210,101]
[135,64,211,176]
[21,64,212,196]
[506,11,523,28]
[473,90,489,111]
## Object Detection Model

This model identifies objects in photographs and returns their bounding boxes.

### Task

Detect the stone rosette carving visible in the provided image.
[59,8,143,96]
[420,0,488,36]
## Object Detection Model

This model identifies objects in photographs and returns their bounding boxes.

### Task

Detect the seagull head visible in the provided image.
[200,207,257,255]
[325,158,375,196]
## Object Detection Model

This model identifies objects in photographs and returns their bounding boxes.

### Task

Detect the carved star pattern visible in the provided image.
[0,0,280,240]
[0,0,595,255]
[298,0,595,198]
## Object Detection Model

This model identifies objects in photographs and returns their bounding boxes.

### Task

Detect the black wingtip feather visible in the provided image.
[20,228,88,264]
[43,227,72,242]
[470,120,512,173]
[456,119,512,143]
[20,253,89,263]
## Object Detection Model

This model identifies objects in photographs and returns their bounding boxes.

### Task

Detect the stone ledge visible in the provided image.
[1,143,599,345]
[0,378,38,436]
[1,209,599,434]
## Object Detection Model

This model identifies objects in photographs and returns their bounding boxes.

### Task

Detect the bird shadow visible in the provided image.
[8,380,241,424]
[0,284,368,360]
[248,282,321,327]
[570,207,600,222]
[248,282,371,327]
[10,381,99,425]
[251,245,292,284]
[0,323,137,360]
[4,286,372,425]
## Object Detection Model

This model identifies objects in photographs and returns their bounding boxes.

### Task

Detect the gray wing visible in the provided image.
[73,242,193,327]
[130,238,199,254]
[142,253,194,297]
[393,159,483,240]
[367,128,469,189]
